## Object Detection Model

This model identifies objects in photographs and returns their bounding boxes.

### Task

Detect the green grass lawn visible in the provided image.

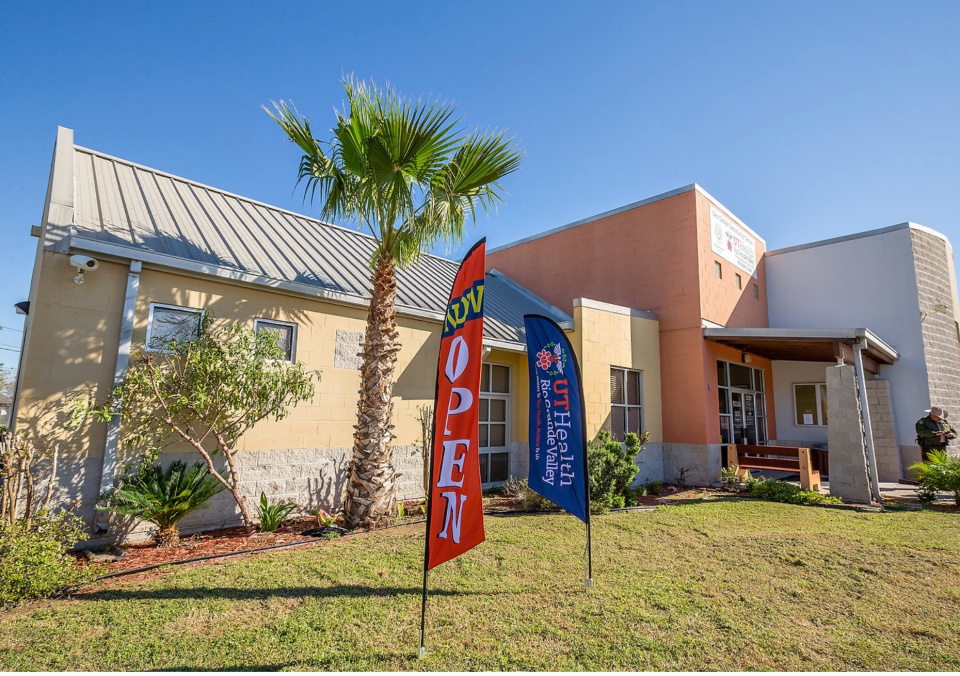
[2,499,959,671]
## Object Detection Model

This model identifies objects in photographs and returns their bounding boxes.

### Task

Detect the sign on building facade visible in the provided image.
[710,205,757,277]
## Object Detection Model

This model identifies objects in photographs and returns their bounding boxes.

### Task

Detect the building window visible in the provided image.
[714,261,722,279]
[735,273,742,290]
[146,303,203,352]
[610,367,642,440]
[254,318,298,362]
[753,283,759,299]
[794,383,828,426]
[479,363,510,484]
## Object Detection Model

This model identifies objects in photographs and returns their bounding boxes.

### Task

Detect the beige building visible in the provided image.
[11,128,665,541]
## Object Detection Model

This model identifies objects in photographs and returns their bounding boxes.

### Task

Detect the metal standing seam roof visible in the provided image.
[60,140,570,346]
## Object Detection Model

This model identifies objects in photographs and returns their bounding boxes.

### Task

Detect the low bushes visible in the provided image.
[589,429,648,513]
[745,475,842,506]
[0,510,91,606]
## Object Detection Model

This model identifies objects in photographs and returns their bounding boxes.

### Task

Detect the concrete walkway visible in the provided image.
[751,470,952,504]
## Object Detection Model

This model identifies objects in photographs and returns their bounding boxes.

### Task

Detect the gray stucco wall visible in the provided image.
[766,224,958,449]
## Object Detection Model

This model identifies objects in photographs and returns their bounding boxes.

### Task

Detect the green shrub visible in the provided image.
[97,460,225,547]
[644,480,663,496]
[256,493,297,532]
[0,510,91,606]
[747,477,842,506]
[909,450,960,506]
[720,466,743,491]
[588,429,648,513]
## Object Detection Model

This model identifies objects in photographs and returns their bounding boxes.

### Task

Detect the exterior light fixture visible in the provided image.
[742,353,753,364]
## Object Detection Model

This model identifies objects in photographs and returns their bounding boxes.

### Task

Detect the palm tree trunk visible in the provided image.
[156,524,180,548]
[344,252,401,529]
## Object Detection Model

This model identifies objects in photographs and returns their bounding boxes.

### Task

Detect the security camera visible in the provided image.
[69,255,99,271]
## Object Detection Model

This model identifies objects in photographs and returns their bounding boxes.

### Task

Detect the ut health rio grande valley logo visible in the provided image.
[535,343,567,376]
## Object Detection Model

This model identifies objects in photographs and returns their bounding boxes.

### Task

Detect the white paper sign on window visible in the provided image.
[710,206,757,278]
[803,413,814,425]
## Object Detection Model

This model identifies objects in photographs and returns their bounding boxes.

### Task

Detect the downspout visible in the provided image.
[852,338,882,503]
[96,260,142,533]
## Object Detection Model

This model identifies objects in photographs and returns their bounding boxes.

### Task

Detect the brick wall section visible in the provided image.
[864,379,901,482]
[910,229,960,416]
[825,365,873,503]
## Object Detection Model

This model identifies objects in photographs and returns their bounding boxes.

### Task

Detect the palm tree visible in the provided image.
[268,78,521,529]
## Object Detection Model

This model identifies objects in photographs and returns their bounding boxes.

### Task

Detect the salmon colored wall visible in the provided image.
[694,192,769,329]
[488,191,703,331]
[488,187,774,447]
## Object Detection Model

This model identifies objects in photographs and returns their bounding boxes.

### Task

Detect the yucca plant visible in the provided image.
[255,492,297,532]
[97,460,225,547]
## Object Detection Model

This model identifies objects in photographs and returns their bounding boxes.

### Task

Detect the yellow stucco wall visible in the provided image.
[16,252,127,452]
[16,254,532,460]
[568,299,663,443]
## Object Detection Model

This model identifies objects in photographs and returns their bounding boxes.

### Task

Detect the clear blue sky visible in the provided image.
[2,0,959,367]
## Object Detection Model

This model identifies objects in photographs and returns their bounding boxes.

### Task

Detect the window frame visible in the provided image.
[609,366,643,441]
[793,382,828,427]
[479,362,511,485]
[145,303,204,353]
[254,317,299,363]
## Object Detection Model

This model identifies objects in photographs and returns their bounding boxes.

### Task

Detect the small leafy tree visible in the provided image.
[87,319,318,531]
[97,461,225,547]
[588,429,647,513]
[1,433,59,529]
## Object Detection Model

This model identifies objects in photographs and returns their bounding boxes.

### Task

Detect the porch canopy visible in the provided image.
[702,327,899,372]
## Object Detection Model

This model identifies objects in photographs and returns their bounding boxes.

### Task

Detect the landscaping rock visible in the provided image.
[80,547,126,563]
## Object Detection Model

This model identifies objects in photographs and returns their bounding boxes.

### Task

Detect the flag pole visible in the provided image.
[418,568,429,658]
[580,363,593,590]
[419,404,440,659]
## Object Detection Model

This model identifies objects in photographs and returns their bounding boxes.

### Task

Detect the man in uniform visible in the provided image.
[915,405,956,460]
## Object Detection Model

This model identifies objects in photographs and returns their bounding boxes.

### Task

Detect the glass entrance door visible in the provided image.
[731,390,758,445]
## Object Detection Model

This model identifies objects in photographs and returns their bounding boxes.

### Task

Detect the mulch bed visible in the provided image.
[92,517,332,573]
[80,488,952,577]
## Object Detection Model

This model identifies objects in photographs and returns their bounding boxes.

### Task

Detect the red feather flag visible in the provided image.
[419,239,486,657]
[425,239,486,569]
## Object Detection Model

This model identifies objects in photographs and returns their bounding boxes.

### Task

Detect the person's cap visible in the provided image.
[929,406,945,418]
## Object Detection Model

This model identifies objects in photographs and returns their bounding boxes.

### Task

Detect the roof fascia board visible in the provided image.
[483,338,526,353]
[703,326,899,362]
[765,221,955,258]
[43,127,76,254]
[69,237,448,323]
[488,184,698,253]
[574,297,659,321]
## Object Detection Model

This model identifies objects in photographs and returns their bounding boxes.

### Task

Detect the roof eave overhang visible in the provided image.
[703,326,899,365]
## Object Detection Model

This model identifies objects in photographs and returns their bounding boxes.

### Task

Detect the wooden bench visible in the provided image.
[726,444,821,492]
